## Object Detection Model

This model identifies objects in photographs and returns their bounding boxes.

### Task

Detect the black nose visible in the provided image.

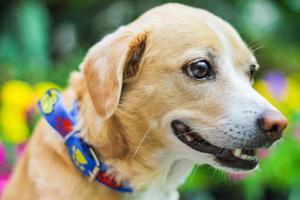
[258,110,288,142]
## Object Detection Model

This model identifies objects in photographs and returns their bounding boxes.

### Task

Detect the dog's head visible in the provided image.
[82,3,287,173]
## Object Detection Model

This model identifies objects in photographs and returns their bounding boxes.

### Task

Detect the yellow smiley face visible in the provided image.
[40,90,58,114]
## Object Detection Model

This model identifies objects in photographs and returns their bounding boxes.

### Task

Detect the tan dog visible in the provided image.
[3,3,287,200]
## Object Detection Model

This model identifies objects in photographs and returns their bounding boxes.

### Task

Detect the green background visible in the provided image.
[0,0,300,199]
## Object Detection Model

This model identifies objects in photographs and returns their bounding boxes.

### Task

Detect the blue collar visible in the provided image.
[38,89,133,193]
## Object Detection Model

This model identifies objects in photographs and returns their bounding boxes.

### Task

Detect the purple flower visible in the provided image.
[264,72,287,101]
[0,144,6,166]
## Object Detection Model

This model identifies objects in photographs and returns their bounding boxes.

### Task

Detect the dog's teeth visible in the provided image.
[245,155,256,161]
[241,154,247,160]
[233,149,242,157]
[232,148,258,161]
[232,149,257,161]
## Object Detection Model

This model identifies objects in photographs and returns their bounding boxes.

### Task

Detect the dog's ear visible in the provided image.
[82,28,147,118]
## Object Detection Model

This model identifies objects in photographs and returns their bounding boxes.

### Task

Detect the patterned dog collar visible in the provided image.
[38,89,133,193]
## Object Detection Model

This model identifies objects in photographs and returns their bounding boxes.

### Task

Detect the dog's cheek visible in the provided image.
[99,116,129,159]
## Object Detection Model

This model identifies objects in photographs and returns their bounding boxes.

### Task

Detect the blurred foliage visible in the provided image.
[1,0,300,82]
[0,0,300,199]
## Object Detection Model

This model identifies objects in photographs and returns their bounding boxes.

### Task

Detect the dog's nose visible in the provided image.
[258,110,288,141]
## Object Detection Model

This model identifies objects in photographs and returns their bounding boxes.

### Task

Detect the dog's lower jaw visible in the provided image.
[129,188,179,200]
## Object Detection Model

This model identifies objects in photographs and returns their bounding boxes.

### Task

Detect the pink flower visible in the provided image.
[0,144,6,166]
[15,143,27,158]
[0,175,10,196]
[228,172,249,181]
[258,148,269,160]
[295,125,300,142]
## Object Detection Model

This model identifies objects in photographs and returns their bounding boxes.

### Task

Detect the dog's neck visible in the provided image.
[74,83,194,200]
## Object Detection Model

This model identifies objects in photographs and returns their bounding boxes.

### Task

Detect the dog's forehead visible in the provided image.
[134,3,255,69]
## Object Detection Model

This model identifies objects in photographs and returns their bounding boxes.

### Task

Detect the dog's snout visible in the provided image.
[258,110,288,142]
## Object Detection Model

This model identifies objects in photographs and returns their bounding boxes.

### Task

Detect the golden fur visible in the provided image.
[2,3,283,200]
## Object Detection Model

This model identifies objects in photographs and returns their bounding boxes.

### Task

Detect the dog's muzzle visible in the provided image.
[171,112,287,171]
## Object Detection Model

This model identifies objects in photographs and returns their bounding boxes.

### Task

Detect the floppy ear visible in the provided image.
[82,28,147,118]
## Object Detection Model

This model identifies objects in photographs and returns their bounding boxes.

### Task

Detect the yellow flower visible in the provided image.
[1,81,35,109]
[254,80,284,113]
[254,80,277,105]
[254,79,296,117]
[34,82,61,100]
[0,106,29,143]
[0,80,61,144]
[284,77,300,112]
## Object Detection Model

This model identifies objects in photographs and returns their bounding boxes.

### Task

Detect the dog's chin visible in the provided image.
[171,120,259,171]
[211,161,259,174]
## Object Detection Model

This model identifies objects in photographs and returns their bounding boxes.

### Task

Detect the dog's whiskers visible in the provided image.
[226,139,240,149]
[215,140,236,157]
[131,126,151,159]
[248,33,268,51]
[175,127,215,137]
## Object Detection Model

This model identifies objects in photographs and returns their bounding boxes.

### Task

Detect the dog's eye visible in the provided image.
[183,59,211,80]
[249,64,256,81]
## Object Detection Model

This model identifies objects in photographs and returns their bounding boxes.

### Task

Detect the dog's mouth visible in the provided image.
[171,120,258,171]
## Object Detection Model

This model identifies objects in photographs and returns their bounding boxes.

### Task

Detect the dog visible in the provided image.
[2,3,287,200]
